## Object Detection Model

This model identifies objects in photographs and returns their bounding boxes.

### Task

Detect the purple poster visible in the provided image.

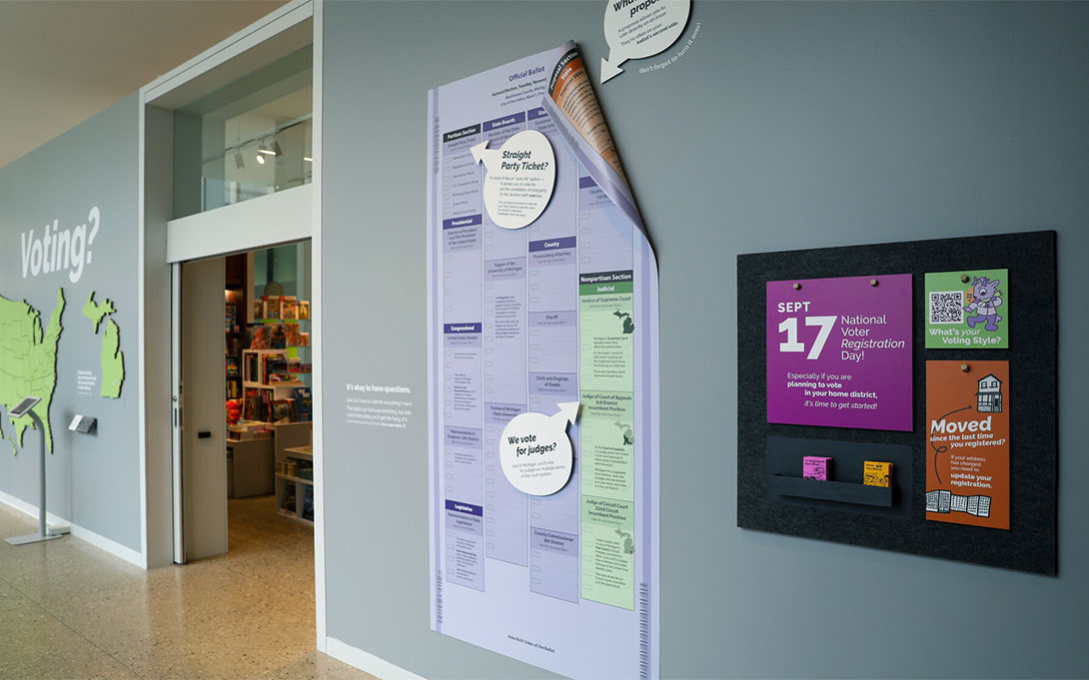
[766,274,912,431]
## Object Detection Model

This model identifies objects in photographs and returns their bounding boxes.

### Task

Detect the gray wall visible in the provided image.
[0,94,142,553]
[320,2,1089,678]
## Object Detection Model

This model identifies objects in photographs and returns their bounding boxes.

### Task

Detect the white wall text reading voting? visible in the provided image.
[20,206,100,283]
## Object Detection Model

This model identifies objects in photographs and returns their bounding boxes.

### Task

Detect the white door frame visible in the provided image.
[137,0,326,648]
[171,263,183,564]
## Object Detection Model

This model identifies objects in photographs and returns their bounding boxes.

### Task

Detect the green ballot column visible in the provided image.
[579,272,636,610]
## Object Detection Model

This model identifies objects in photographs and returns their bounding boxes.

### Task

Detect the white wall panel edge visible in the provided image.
[166,185,312,263]
[137,89,150,570]
[311,0,328,653]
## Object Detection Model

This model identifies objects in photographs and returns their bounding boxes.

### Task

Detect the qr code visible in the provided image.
[929,290,964,324]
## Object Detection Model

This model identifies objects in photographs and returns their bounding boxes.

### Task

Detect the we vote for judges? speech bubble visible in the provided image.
[499,402,580,496]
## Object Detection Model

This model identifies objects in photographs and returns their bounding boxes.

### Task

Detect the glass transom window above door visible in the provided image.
[173,45,313,219]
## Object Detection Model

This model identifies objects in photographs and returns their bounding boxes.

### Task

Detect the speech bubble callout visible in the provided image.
[600,0,691,83]
[471,130,556,230]
[499,402,579,496]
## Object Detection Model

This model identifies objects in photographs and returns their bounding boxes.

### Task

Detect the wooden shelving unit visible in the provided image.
[277,443,314,525]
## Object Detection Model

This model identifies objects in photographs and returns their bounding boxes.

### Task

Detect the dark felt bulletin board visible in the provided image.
[736,231,1057,574]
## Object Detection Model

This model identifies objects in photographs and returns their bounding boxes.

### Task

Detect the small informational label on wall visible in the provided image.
[76,370,97,396]
[925,269,1008,349]
[926,361,1010,530]
[766,274,913,431]
[346,383,414,430]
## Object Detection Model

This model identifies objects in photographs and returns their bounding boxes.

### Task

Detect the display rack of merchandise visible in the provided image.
[241,349,305,423]
[277,443,314,525]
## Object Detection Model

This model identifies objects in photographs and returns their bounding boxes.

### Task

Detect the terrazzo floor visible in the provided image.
[0,496,378,680]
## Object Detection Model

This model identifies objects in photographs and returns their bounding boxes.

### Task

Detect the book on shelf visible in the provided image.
[299,301,310,320]
[244,353,260,382]
[225,302,237,332]
[250,325,271,349]
[287,358,312,374]
[294,387,312,422]
[284,323,301,347]
[264,354,289,381]
[243,388,261,421]
[270,324,287,349]
[282,298,298,320]
[269,399,294,424]
[262,296,282,320]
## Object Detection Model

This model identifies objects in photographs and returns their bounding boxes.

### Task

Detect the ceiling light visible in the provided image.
[257,138,281,157]
[303,157,313,163]
[256,154,265,165]
[234,152,245,169]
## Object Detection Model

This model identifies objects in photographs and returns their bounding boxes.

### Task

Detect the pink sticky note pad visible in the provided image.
[803,456,832,480]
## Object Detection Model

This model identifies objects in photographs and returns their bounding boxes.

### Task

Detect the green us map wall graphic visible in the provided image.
[0,288,126,456]
[0,289,65,455]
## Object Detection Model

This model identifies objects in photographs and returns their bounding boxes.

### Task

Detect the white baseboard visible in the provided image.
[0,490,145,568]
[325,637,427,680]
[70,524,145,568]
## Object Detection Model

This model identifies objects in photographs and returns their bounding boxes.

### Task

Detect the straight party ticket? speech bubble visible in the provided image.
[471,130,556,230]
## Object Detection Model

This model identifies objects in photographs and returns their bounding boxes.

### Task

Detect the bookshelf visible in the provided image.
[241,349,308,423]
[277,443,314,525]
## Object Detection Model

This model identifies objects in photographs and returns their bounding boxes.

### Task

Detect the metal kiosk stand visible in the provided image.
[5,396,70,545]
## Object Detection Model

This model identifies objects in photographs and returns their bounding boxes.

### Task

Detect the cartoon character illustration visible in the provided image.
[964,276,1003,332]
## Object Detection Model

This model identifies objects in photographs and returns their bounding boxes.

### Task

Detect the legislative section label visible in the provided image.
[428,42,659,680]
[766,274,913,431]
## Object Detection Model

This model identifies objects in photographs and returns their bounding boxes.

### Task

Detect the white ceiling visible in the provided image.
[0,0,290,170]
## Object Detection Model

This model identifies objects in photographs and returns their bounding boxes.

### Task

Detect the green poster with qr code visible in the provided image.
[925,269,1008,349]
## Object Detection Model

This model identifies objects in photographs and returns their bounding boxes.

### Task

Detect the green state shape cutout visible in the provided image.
[100,318,125,398]
[82,291,125,399]
[81,291,115,334]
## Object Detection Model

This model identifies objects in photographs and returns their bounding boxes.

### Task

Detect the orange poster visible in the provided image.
[926,361,1010,529]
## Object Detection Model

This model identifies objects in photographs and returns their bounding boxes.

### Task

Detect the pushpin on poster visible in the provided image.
[600,0,691,83]
[499,402,579,496]
[471,130,556,230]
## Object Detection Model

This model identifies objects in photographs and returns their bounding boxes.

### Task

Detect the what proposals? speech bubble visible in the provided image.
[471,130,556,230]
[600,0,691,83]
[499,402,579,496]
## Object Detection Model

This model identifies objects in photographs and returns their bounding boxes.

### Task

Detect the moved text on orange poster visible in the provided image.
[925,361,1010,530]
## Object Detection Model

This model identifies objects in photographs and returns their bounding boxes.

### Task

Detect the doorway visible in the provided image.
[140,2,326,647]
[179,242,314,563]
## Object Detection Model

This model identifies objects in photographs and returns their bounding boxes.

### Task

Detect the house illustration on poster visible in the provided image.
[976,374,1003,413]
